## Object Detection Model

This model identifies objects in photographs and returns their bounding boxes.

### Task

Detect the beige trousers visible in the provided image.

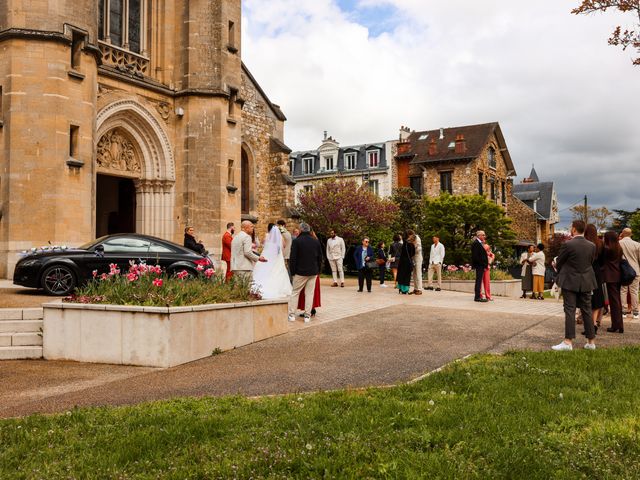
[328,258,344,284]
[427,263,442,288]
[412,254,423,290]
[288,275,317,316]
[621,275,639,314]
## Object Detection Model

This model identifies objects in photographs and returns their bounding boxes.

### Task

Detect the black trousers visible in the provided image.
[563,289,595,339]
[606,282,624,330]
[358,268,373,292]
[378,265,386,284]
[474,267,485,299]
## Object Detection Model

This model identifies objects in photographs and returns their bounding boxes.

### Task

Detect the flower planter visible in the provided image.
[440,279,522,298]
[42,299,288,367]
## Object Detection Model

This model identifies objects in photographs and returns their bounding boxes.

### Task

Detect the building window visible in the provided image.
[345,153,356,170]
[304,185,313,193]
[228,20,236,48]
[302,157,314,175]
[71,31,84,70]
[367,150,379,168]
[99,0,146,54]
[501,181,506,205]
[369,180,379,196]
[241,149,250,213]
[69,125,80,158]
[478,172,484,195]
[488,147,496,169]
[289,158,294,175]
[490,180,497,202]
[324,155,334,171]
[228,88,237,117]
[410,176,423,196]
[227,159,235,186]
[440,171,452,194]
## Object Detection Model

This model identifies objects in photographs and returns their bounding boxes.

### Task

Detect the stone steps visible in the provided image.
[0,308,44,359]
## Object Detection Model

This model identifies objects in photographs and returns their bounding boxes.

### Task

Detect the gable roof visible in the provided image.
[512,181,555,220]
[403,122,515,175]
[528,166,540,182]
[241,62,286,122]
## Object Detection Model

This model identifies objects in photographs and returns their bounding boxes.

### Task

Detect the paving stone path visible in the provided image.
[1,278,638,418]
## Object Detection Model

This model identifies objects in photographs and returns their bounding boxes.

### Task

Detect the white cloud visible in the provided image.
[242,0,640,216]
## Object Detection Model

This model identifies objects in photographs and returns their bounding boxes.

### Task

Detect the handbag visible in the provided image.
[365,260,378,269]
[620,258,637,286]
[375,258,386,266]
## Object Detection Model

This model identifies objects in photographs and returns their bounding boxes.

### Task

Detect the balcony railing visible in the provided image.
[99,41,149,77]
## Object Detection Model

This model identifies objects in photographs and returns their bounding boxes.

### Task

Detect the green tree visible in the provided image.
[612,208,640,229]
[297,178,399,247]
[629,211,640,241]
[390,187,423,235]
[418,194,516,266]
[572,1,640,66]
[570,204,613,230]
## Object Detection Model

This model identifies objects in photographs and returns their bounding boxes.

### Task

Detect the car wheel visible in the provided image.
[42,265,77,296]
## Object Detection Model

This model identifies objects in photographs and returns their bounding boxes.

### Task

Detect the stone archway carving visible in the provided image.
[96,99,176,239]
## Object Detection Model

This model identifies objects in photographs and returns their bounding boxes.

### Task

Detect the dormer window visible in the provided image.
[418,134,428,140]
[289,158,294,175]
[367,150,379,168]
[488,147,497,169]
[324,155,335,171]
[99,0,145,54]
[302,157,314,175]
[344,153,356,170]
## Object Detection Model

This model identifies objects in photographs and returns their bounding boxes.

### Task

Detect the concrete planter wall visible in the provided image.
[43,299,288,368]
[440,279,521,298]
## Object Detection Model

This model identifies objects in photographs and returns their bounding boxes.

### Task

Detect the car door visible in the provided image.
[101,236,152,274]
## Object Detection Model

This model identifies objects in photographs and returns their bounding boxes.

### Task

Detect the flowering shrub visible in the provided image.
[66,261,258,306]
[442,265,513,281]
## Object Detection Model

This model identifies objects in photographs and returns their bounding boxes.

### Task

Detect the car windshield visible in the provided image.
[78,236,110,250]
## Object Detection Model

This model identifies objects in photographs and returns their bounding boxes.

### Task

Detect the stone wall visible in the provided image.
[508,195,538,243]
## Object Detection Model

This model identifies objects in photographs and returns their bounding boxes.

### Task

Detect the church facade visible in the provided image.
[0,1,295,277]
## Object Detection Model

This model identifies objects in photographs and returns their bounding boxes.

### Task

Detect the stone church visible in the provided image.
[0,1,296,278]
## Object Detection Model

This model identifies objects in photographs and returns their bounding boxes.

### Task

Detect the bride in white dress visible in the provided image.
[252,225,292,299]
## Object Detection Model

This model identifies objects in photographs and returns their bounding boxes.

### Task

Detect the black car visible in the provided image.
[13,233,213,296]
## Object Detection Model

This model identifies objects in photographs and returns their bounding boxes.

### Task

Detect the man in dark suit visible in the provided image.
[471,230,488,302]
[552,220,598,351]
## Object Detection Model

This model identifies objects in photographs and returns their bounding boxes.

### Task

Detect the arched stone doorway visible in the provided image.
[95,100,176,239]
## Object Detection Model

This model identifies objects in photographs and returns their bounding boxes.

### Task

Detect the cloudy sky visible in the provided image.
[242,0,640,226]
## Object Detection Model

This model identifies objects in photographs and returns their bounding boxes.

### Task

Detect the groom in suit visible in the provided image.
[471,230,489,302]
[552,220,598,351]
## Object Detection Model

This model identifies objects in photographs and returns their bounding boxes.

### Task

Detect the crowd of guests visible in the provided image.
[551,221,640,351]
[183,219,640,338]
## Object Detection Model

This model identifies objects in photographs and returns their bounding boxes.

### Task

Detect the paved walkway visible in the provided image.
[1,278,638,418]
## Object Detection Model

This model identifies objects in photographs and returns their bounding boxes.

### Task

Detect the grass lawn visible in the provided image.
[3,348,640,479]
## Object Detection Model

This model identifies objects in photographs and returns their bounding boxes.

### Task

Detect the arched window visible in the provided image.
[241,148,250,214]
[99,0,146,54]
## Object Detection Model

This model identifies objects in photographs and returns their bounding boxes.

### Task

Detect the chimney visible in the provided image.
[428,138,438,156]
[454,134,466,154]
[399,125,411,142]
[439,128,444,140]
[323,131,327,141]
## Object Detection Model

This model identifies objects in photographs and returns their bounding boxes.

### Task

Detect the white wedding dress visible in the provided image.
[252,227,292,299]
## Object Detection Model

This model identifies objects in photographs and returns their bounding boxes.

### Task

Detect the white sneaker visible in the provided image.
[288,314,296,322]
[584,343,596,350]
[380,284,388,288]
[303,314,311,323]
[634,314,639,320]
[551,342,573,351]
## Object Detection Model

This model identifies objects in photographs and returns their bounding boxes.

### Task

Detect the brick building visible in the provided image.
[512,167,559,244]
[0,0,294,277]
[394,122,543,244]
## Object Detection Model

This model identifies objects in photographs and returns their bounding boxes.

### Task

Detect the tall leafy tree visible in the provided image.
[572,1,640,65]
[418,194,516,266]
[390,187,423,235]
[612,207,640,229]
[570,205,614,230]
[629,211,640,240]
[297,178,399,247]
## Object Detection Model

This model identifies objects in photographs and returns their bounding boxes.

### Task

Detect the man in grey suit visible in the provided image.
[552,220,598,351]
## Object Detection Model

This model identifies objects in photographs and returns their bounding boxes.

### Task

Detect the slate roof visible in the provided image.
[513,181,555,220]
[401,122,516,175]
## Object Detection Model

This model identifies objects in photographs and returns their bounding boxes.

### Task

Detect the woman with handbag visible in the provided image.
[396,231,416,294]
[353,237,375,293]
[603,231,624,333]
[584,224,604,332]
[376,241,388,288]
[389,234,403,288]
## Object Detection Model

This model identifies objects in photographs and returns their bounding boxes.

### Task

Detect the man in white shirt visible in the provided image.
[426,236,445,291]
[326,229,346,287]
[620,228,640,319]
[230,220,267,281]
